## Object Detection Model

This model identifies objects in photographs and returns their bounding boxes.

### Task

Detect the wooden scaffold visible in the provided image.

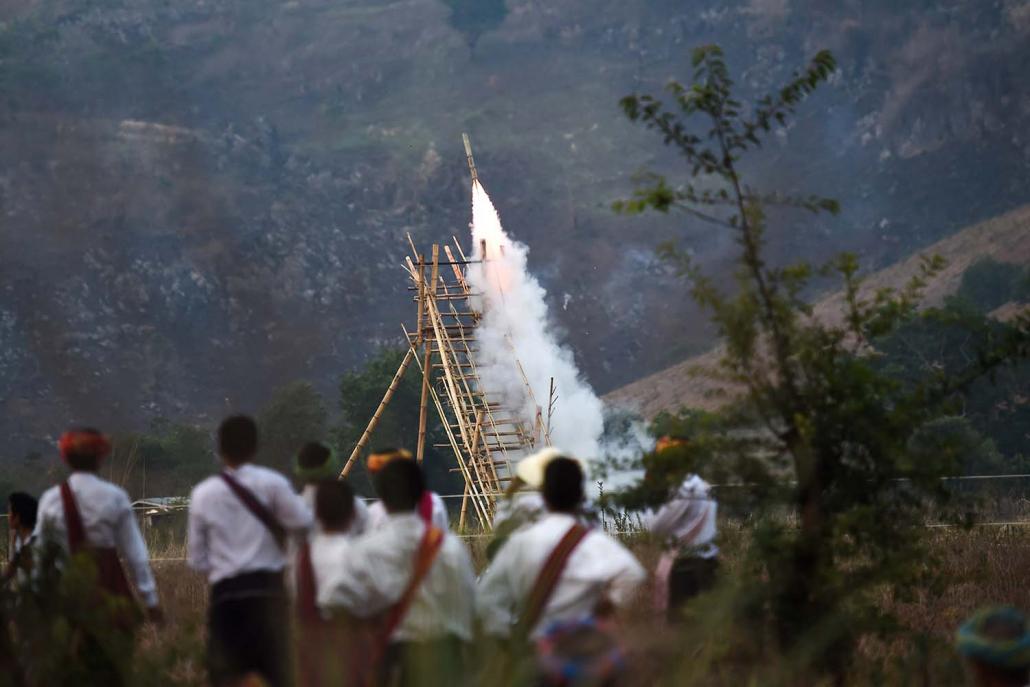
[339,135,545,530]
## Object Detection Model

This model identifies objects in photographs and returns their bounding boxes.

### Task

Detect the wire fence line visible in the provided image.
[0,473,1025,520]
[2,473,1027,559]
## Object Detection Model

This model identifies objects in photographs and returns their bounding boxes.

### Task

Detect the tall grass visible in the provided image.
[116,523,1030,685]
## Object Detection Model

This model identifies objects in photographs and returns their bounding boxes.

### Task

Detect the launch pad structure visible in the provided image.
[339,135,551,530]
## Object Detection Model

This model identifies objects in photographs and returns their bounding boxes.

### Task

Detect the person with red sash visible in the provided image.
[321,458,475,687]
[31,428,162,684]
[188,415,313,687]
[294,479,359,687]
[477,456,645,640]
[288,442,368,617]
[364,448,449,532]
[33,428,162,617]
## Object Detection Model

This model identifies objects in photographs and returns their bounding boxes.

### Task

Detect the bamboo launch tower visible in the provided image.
[339,135,550,529]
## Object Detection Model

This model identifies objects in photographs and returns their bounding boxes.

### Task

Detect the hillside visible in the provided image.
[0,0,1029,457]
[605,204,1030,419]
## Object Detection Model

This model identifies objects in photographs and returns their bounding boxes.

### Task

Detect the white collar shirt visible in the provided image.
[287,485,369,598]
[309,531,355,612]
[33,471,159,608]
[476,512,646,638]
[319,512,475,642]
[492,491,546,529]
[188,463,313,584]
[367,491,449,532]
[10,531,35,587]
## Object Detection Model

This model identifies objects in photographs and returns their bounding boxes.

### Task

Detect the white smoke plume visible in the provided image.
[465,180,648,474]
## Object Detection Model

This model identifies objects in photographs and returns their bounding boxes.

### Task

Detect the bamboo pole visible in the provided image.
[340,347,415,478]
[416,360,432,464]
[443,245,471,293]
[460,409,484,530]
[545,377,556,446]
[405,327,490,526]
[424,293,499,512]
[459,483,470,531]
[415,259,426,345]
[416,246,440,464]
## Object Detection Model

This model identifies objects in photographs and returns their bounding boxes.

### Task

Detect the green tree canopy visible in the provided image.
[617,44,1030,682]
[334,348,462,498]
[256,381,328,474]
[955,257,1030,313]
[442,0,507,51]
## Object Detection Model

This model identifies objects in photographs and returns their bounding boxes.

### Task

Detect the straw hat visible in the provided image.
[515,447,586,489]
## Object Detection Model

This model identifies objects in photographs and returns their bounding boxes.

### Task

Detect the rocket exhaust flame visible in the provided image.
[465,177,607,465]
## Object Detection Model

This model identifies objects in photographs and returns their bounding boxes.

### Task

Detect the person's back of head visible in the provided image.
[219,415,258,466]
[373,457,425,514]
[315,480,356,533]
[7,492,38,532]
[296,442,334,483]
[543,457,584,514]
[957,607,1030,687]
[59,427,112,472]
[367,447,413,475]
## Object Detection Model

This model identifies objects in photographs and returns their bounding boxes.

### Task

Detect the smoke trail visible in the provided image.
[465,180,614,470]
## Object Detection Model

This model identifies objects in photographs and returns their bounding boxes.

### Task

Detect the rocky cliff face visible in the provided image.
[0,0,1028,456]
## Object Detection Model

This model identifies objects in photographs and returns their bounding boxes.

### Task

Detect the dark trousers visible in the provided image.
[208,570,290,687]
[380,635,466,687]
[668,555,719,622]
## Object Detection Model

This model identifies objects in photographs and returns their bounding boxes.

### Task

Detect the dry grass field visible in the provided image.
[124,522,1030,686]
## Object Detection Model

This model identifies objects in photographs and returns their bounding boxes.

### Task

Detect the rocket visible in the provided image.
[462,132,478,184]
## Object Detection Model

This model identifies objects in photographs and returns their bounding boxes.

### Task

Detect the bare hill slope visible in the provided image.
[605,205,1030,419]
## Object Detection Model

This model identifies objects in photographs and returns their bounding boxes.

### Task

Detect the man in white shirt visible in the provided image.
[322,458,475,687]
[477,456,646,640]
[188,415,312,687]
[33,428,162,686]
[296,479,359,686]
[307,480,357,614]
[34,429,161,617]
[364,447,449,532]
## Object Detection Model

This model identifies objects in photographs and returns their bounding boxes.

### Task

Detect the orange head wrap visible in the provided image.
[59,429,112,463]
[367,447,413,474]
[655,435,689,453]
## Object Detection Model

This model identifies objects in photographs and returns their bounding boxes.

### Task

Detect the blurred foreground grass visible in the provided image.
[126,524,1030,686]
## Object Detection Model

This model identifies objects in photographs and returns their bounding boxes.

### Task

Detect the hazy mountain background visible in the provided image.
[1,0,1029,458]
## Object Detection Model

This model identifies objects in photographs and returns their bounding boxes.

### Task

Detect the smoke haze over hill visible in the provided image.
[0,0,1028,458]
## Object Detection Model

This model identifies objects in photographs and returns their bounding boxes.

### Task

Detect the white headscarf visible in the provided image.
[650,474,717,552]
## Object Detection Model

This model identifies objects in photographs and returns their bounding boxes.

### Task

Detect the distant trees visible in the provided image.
[617,44,1030,682]
[332,348,462,497]
[442,0,508,52]
[0,354,466,503]
[954,257,1030,313]
[256,381,329,473]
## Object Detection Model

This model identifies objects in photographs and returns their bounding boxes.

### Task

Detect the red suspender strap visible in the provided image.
[515,523,591,638]
[59,482,87,553]
[295,540,319,624]
[418,491,434,525]
[381,525,444,640]
[363,525,445,685]
[219,471,287,549]
[59,481,135,604]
